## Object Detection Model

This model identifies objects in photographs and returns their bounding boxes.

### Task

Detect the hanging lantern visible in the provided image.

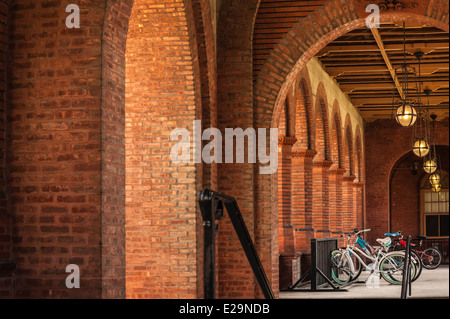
[392,23,418,128]
[423,158,438,174]
[431,183,442,193]
[395,103,418,127]
[429,173,441,186]
[412,138,430,158]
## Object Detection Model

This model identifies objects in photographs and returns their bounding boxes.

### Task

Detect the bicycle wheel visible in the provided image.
[410,251,422,282]
[421,248,442,270]
[379,252,415,285]
[348,251,362,282]
[331,250,352,285]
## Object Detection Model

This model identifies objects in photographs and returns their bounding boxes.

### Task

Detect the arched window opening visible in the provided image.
[421,171,449,238]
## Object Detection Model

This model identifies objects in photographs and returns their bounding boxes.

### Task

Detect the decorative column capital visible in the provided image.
[292,149,317,159]
[353,181,365,188]
[313,160,333,168]
[329,168,347,175]
[278,136,298,147]
[343,175,357,183]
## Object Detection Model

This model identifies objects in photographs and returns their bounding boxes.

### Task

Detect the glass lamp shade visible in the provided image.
[413,139,430,158]
[429,173,441,186]
[431,183,442,193]
[395,104,417,127]
[423,159,438,174]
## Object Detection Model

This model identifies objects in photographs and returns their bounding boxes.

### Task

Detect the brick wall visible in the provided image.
[124,0,205,299]
[391,146,449,237]
[365,119,449,243]
[0,0,12,299]
[6,0,106,298]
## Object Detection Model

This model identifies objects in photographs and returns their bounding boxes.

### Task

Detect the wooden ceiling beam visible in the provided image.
[318,42,449,56]
[351,96,448,107]
[370,26,403,98]
[327,63,449,77]
[320,54,449,62]
[340,81,449,93]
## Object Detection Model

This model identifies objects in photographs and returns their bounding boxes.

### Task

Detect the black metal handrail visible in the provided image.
[198,189,275,300]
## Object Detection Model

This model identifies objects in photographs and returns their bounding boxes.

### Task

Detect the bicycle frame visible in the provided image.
[341,232,384,276]
[340,230,401,277]
[355,236,377,258]
[344,243,383,275]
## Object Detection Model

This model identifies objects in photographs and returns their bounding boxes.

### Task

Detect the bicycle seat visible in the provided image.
[376,237,392,247]
[385,232,401,237]
[417,236,427,241]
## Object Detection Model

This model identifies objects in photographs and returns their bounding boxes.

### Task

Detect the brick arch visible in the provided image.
[102,0,212,299]
[293,67,315,150]
[277,98,289,136]
[343,114,354,176]
[354,125,364,182]
[285,84,297,138]
[313,83,331,162]
[253,1,449,131]
[217,0,275,299]
[331,100,344,169]
[388,146,449,238]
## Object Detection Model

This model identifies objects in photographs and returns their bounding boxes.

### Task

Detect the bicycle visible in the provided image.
[390,234,442,270]
[384,231,423,281]
[331,229,416,286]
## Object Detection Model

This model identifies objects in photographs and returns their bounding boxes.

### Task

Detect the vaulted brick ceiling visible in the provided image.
[253,1,449,122]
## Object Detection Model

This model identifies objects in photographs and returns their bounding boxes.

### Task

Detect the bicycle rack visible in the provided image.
[198,189,275,300]
[285,238,347,292]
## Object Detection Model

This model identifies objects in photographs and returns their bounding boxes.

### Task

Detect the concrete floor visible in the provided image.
[280,265,449,299]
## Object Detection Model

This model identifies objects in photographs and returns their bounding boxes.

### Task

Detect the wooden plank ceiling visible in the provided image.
[253,1,450,122]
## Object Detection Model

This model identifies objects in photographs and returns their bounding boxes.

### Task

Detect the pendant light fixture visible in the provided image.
[394,22,418,128]
[430,173,442,186]
[431,183,442,193]
[423,109,438,174]
[429,152,443,188]
[424,158,438,174]
[411,51,430,158]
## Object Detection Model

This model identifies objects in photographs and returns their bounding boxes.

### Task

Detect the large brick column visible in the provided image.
[0,0,13,299]
[278,137,299,290]
[343,175,357,234]
[312,160,333,239]
[291,149,316,253]
[353,181,365,231]
[278,137,297,253]
[329,168,346,244]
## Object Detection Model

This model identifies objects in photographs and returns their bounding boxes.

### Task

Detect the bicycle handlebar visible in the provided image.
[341,229,371,238]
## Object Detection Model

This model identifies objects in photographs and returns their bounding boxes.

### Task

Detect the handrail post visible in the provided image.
[401,236,412,299]
[198,189,275,300]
